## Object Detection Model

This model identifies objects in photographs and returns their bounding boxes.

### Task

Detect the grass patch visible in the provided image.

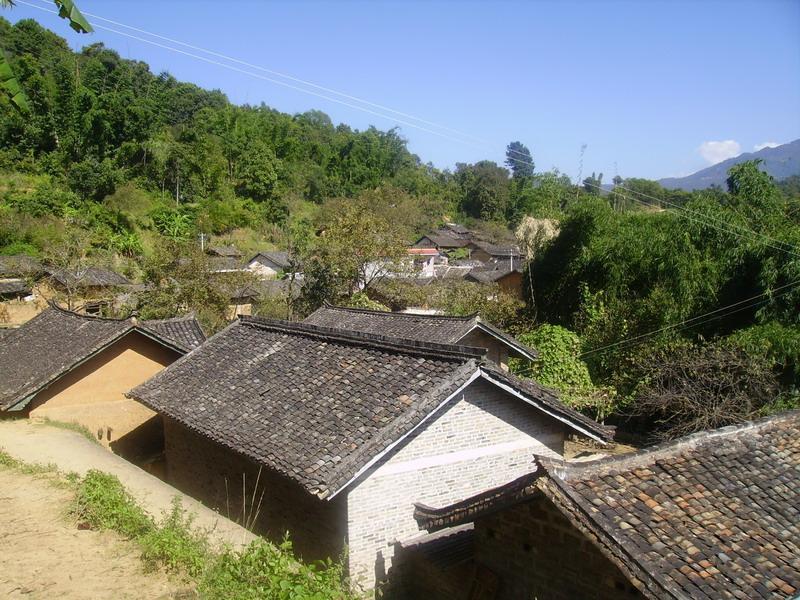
[38,417,101,445]
[69,470,354,598]
[0,447,59,475]
[71,470,154,538]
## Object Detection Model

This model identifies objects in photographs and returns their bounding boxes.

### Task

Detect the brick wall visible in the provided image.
[346,378,566,590]
[473,497,644,600]
[162,417,347,563]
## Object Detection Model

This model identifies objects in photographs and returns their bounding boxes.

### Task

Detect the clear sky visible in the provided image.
[7,0,800,181]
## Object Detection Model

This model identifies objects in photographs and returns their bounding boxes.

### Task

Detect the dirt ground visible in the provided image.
[0,468,189,600]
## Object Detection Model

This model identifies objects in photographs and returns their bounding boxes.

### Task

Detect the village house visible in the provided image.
[405,411,800,600]
[303,304,537,370]
[0,304,205,467]
[48,266,132,313]
[465,240,522,266]
[246,251,297,279]
[127,316,611,590]
[413,231,472,253]
[465,265,524,298]
[0,255,47,326]
[405,248,439,278]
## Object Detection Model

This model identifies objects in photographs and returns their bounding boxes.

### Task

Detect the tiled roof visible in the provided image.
[208,256,244,273]
[141,314,206,352]
[465,268,519,284]
[248,251,292,269]
[129,317,484,498]
[467,240,521,257]
[0,305,201,411]
[128,317,607,499]
[49,267,130,288]
[207,245,242,257]
[415,412,800,600]
[0,255,43,277]
[414,233,471,249]
[303,304,538,362]
[0,279,30,296]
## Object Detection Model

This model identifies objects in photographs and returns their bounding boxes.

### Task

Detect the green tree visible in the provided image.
[505,141,534,179]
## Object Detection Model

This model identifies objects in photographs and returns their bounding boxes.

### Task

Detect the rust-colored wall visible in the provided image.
[28,331,180,453]
[162,417,347,563]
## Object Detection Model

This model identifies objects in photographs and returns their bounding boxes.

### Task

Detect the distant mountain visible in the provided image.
[659,139,800,191]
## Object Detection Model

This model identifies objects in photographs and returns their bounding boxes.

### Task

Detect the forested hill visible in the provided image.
[0,16,443,219]
[659,139,800,191]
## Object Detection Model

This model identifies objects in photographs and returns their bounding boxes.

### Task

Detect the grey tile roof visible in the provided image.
[207,245,242,257]
[49,267,130,288]
[467,240,522,257]
[415,411,800,600]
[141,315,206,352]
[248,251,292,270]
[465,268,519,284]
[303,304,538,362]
[208,256,244,273]
[0,279,30,296]
[129,317,484,498]
[0,255,43,278]
[0,305,201,411]
[414,233,471,249]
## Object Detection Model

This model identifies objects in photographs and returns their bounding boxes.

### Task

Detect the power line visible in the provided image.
[19,0,800,259]
[20,0,483,148]
[501,146,800,257]
[513,280,800,378]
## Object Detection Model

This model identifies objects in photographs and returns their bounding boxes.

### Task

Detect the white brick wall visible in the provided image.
[345,377,565,589]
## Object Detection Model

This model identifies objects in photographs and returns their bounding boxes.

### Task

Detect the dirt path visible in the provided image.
[0,468,185,599]
[0,420,255,550]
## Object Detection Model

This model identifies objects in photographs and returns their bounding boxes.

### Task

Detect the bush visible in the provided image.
[140,498,209,576]
[628,342,780,440]
[200,538,352,600]
[513,324,617,419]
[70,470,154,539]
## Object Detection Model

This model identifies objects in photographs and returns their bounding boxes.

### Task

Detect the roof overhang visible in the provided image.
[479,370,608,444]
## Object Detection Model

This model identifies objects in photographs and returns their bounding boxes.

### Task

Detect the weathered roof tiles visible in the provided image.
[415,411,800,600]
[0,305,205,411]
[303,304,537,362]
[129,317,610,500]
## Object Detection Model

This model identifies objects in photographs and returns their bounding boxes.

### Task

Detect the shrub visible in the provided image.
[200,538,352,600]
[70,470,154,539]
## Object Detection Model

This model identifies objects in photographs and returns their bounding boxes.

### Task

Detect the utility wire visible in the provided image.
[22,0,800,259]
[20,0,483,147]
[502,147,800,258]
[512,280,800,378]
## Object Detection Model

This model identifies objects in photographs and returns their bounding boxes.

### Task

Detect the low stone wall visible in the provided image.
[162,417,347,563]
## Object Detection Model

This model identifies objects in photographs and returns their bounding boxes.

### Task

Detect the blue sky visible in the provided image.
[8,0,800,180]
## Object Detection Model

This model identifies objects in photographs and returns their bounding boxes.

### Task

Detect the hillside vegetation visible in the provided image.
[1,17,799,439]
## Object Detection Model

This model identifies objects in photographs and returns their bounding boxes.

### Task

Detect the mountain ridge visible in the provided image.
[658,139,800,191]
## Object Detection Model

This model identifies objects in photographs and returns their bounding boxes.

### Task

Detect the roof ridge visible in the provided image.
[239,316,486,361]
[141,312,197,324]
[320,302,479,322]
[543,410,800,481]
[48,301,133,323]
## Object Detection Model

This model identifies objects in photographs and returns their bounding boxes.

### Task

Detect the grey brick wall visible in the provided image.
[162,417,347,563]
[346,378,566,590]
